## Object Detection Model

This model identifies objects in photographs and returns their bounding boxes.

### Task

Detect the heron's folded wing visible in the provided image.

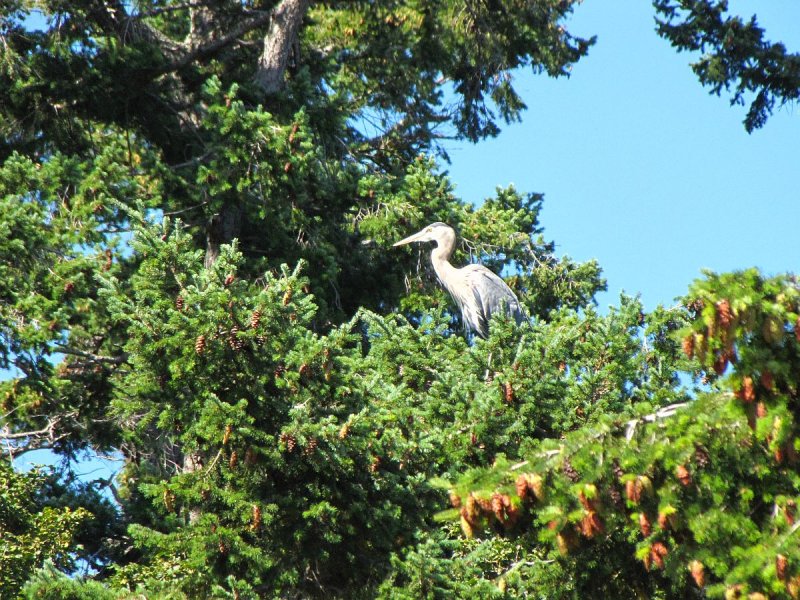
[463,266,524,326]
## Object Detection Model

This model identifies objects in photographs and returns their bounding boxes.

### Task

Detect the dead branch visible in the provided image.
[86,0,183,59]
[163,11,273,74]
[1,413,74,458]
[54,346,128,365]
[624,402,690,441]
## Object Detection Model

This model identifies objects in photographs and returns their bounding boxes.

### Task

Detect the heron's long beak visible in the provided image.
[393,228,427,247]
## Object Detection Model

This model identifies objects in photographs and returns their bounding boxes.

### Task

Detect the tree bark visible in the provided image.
[254,0,310,94]
[204,204,243,269]
[183,451,204,523]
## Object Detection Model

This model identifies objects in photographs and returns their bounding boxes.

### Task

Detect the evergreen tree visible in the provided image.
[0,461,97,597]
[0,1,797,598]
[433,271,800,599]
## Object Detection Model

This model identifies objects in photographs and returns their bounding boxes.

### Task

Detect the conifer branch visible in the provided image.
[53,346,128,365]
[85,0,183,58]
[130,2,211,19]
[508,401,692,472]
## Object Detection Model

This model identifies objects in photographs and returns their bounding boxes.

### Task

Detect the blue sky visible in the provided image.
[442,1,800,311]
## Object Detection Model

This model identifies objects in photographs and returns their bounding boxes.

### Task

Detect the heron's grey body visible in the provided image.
[394,222,524,338]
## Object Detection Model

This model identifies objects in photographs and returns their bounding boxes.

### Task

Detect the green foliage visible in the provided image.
[1,1,798,598]
[0,0,592,163]
[93,216,444,596]
[85,206,606,596]
[79,213,678,597]
[23,561,118,600]
[654,0,800,132]
[445,271,800,599]
[0,133,163,456]
[0,462,91,598]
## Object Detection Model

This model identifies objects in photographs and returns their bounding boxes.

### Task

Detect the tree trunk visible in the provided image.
[191,201,242,524]
[255,0,310,94]
[204,203,243,269]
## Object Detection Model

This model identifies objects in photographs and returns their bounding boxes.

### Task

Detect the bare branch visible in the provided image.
[1,423,59,441]
[85,0,183,59]
[162,11,272,74]
[53,345,128,365]
[507,402,693,473]
[130,2,209,19]
[86,0,271,76]
[1,414,74,458]
[95,475,124,506]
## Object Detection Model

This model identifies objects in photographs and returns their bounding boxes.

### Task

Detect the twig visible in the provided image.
[203,448,224,478]
[130,1,207,19]
[1,413,74,457]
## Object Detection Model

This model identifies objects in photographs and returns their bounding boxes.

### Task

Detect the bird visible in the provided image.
[393,222,524,338]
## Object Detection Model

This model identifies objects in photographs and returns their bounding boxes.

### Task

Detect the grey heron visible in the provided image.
[394,222,524,338]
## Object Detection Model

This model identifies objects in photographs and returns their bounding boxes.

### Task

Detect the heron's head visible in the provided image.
[393,222,455,247]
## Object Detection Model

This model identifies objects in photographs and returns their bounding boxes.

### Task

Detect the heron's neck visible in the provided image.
[431,240,456,282]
